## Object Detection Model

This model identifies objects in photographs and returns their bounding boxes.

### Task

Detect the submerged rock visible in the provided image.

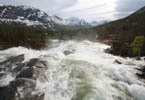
[114,59,122,64]
[63,49,75,55]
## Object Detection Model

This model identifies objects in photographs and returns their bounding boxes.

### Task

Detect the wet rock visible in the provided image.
[10,54,25,63]
[10,78,36,89]
[135,57,141,60]
[10,78,37,100]
[15,58,48,80]
[63,50,75,55]
[13,63,26,73]
[16,59,48,80]
[136,65,145,79]
[33,60,48,80]
[21,93,44,100]
[0,54,25,73]
[0,56,47,100]
[136,73,145,78]
[0,73,5,79]
[0,54,24,65]
[16,67,34,79]
[0,86,16,100]
[26,58,39,67]
[114,59,122,64]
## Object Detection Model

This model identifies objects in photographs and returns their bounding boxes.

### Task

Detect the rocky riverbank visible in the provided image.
[0,54,48,100]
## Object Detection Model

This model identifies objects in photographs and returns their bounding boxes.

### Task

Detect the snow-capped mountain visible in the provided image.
[48,16,92,28]
[65,17,91,28]
[91,20,109,26]
[0,5,92,30]
[0,5,59,29]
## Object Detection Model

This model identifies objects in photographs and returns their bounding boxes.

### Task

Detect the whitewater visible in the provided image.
[0,40,145,100]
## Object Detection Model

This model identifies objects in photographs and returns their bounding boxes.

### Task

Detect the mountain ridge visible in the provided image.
[0,5,92,30]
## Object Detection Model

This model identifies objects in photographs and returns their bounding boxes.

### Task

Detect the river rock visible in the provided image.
[20,93,44,100]
[26,58,39,68]
[10,78,37,100]
[114,59,122,64]
[135,57,141,60]
[16,59,48,80]
[0,54,24,65]
[0,55,48,100]
[63,49,75,55]
[0,54,25,73]
[0,86,16,100]
[136,65,145,79]
[10,78,36,90]
[16,67,34,79]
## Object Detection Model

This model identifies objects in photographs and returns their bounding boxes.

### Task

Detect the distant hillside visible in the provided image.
[95,6,145,56]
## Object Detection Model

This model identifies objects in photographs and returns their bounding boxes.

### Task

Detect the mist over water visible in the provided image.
[0,40,145,100]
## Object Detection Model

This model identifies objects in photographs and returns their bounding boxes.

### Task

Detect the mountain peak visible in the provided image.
[0,5,93,30]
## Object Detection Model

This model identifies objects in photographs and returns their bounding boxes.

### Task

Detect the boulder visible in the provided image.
[135,57,141,60]
[0,54,25,73]
[33,60,48,80]
[136,73,145,78]
[26,58,39,67]
[16,59,48,80]
[0,86,16,100]
[0,55,48,100]
[13,63,26,73]
[10,78,36,90]
[16,67,34,79]
[136,65,145,79]
[20,93,44,100]
[0,54,24,65]
[10,78,37,100]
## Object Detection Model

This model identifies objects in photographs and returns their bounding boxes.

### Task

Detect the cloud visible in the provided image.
[57,0,117,21]
[0,0,144,21]
[115,0,145,18]
[0,0,78,14]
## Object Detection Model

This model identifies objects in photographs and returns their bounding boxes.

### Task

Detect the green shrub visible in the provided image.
[131,36,145,56]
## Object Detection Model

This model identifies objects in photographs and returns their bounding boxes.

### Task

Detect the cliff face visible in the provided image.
[95,6,145,57]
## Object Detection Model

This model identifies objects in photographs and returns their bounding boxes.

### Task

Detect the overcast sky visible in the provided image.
[0,0,145,22]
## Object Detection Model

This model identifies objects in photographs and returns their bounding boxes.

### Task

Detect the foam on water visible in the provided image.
[0,40,145,100]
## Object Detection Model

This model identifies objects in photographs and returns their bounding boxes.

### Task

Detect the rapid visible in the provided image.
[0,40,145,100]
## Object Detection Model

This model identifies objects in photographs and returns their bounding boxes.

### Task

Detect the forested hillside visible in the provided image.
[0,23,50,49]
[95,6,145,57]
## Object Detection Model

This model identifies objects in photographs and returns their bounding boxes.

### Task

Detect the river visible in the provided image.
[0,40,145,100]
